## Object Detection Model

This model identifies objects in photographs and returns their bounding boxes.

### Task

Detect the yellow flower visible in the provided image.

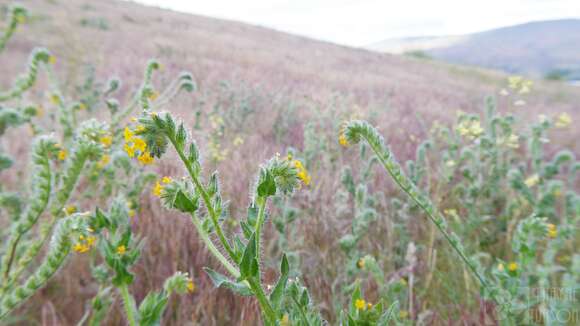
[508,76,523,89]
[153,181,163,197]
[86,236,97,247]
[457,120,484,140]
[50,94,61,105]
[96,154,111,169]
[64,205,76,215]
[524,174,540,188]
[399,310,409,319]
[233,136,244,146]
[58,149,67,161]
[148,91,159,101]
[137,151,154,165]
[356,258,365,269]
[15,14,26,24]
[133,137,147,152]
[116,245,127,255]
[508,262,518,272]
[355,299,366,310]
[135,125,146,133]
[546,223,557,239]
[554,113,572,128]
[187,278,195,293]
[128,209,136,218]
[124,143,136,158]
[100,135,113,148]
[130,116,138,122]
[73,243,89,253]
[162,176,172,184]
[497,263,505,272]
[338,133,349,147]
[292,159,311,186]
[124,127,134,142]
[367,303,373,309]
[48,55,56,65]
[280,314,290,326]
[78,103,87,110]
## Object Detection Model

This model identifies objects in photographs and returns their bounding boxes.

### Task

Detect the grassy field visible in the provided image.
[0,0,579,325]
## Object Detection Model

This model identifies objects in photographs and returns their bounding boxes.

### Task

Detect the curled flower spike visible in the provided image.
[338,121,350,147]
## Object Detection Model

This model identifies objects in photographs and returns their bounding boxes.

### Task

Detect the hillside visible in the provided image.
[368,19,580,80]
[1,0,580,325]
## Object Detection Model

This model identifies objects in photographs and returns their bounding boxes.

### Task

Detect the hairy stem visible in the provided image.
[119,284,137,326]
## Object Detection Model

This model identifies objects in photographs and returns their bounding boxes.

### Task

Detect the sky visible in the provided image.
[132,0,580,46]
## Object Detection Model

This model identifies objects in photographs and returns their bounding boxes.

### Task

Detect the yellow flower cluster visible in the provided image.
[153,176,172,197]
[457,120,484,140]
[524,174,540,188]
[73,234,97,254]
[555,113,572,128]
[292,159,311,186]
[546,223,557,239]
[508,76,533,94]
[124,127,154,165]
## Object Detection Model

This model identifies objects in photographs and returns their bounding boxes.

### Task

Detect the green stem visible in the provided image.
[189,214,239,278]
[247,278,277,325]
[168,135,236,261]
[254,196,267,260]
[119,284,137,326]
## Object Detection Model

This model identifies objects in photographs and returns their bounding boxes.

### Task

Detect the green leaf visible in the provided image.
[269,254,289,309]
[378,301,399,324]
[204,268,252,296]
[257,171,276,197]
[173,190,198,213]
[240,233,258,279]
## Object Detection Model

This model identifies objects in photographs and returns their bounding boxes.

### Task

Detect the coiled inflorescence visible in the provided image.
[340,120,501,305]
[0,5,27,53]
[0,48,53,102]
[0,214,88,319]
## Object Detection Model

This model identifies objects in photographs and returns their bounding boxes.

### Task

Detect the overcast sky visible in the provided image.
[132,0,580,46]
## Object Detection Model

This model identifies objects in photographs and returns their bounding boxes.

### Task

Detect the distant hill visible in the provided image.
[367,19,580,80]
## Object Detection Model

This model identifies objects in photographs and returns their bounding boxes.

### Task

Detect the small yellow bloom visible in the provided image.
[48,55,56,65]
[73,243,89,253]
[356,258,365,269]
[58,149,67,161]
[64,205,76,215]
[546,223,557,239]
[153,181,163,197]
[124,143,136,158]
[338,133,349,147]
[162,176,172,184]
[148,91,159,101]
[124,127,134,142]
[293,160,311,186]
[130,116,138,122]
[280,314,290,326]
[187,278,195,293]
[86,236,97,247]
[524,174,540,188]
[96,154,111,169]
[128,209,135,218]
[355,299,366,310]
[399,310,409,319]
[367,303,372,309]
[50,94,61,105]
[133,137,147,152]
[508,262,518,272]
[116,245,127,255]
[137,151,154,165]
[554,113,572,128]
[100,135,113,148]
[233,136,244,146]
[497,263,504,272]
[135,125,146,133]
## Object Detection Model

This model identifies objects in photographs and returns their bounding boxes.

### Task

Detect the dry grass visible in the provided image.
[1,0,579,325]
